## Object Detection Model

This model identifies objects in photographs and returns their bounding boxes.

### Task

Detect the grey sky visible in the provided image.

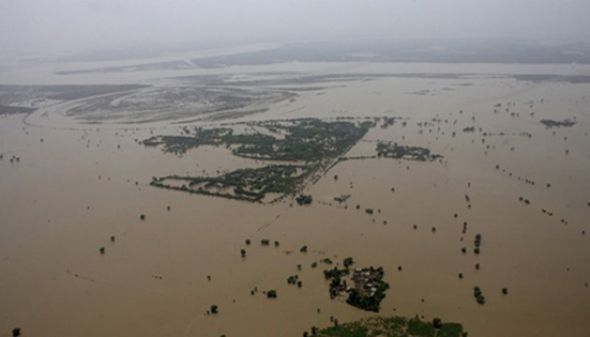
[1,0,589,57]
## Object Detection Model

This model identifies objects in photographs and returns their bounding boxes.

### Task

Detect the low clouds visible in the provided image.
[1,0,589,58]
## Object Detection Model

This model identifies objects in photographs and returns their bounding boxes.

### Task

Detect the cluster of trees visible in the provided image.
[315,315,465,337]
[287,275,303,288]
[518,196,531,205]
[343,257,354,268]
[266,290,277,299]
[144,119,371,162]
[474,234,482,255]
[145,119,374,203]
[473,286,486,305]
[540,119,576,128]
[151,164,312,203]
[323,260,389,312]
[346,267,389,312]
[376,142,442,161]
[296,194,313,206]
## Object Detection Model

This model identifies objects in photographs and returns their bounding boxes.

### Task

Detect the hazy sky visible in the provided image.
[1,0,589,57]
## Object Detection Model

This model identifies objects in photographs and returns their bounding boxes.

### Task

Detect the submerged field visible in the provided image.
[0,54,589,337]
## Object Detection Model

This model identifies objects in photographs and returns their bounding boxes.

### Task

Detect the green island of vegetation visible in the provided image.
[376,142,442,162]
[144,118,372,160]
[312,315,466,337]
[144,118,373,202]
[323,258,389,312]
[151,164,314,202]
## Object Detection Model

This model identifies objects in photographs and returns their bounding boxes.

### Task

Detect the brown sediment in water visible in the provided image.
[0,60,589,337]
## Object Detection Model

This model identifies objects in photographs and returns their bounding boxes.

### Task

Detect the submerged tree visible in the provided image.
[343,257,354,268]
[266,290,277,299]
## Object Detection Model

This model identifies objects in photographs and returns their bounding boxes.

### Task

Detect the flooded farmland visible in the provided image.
[1,49,590,337]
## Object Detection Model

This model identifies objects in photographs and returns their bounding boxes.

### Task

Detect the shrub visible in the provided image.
[296,194,313,205]
[287,275,299,285]
[267,290,277,299]
[343,257,354,268]
[210,305,218,314]
[473,287,486,305]
[433,318,443,328]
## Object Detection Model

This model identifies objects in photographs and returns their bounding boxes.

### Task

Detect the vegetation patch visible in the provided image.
[540,119,576,128]
[473,286,486,305]
[145,118,373,202]
[144,118,372,161]
[473,234,482,255]
[296,194,313,205]
[266,289,277,299]
[377,142,442,162]
[151,164,313,203]
[314,315,465,337]
[323,258,389,312]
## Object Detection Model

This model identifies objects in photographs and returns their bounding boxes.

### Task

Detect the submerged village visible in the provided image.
[136,112,582,336]
[141,116,471,336]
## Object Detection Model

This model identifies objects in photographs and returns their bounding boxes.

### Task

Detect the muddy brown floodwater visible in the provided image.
[0,58,589,337]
